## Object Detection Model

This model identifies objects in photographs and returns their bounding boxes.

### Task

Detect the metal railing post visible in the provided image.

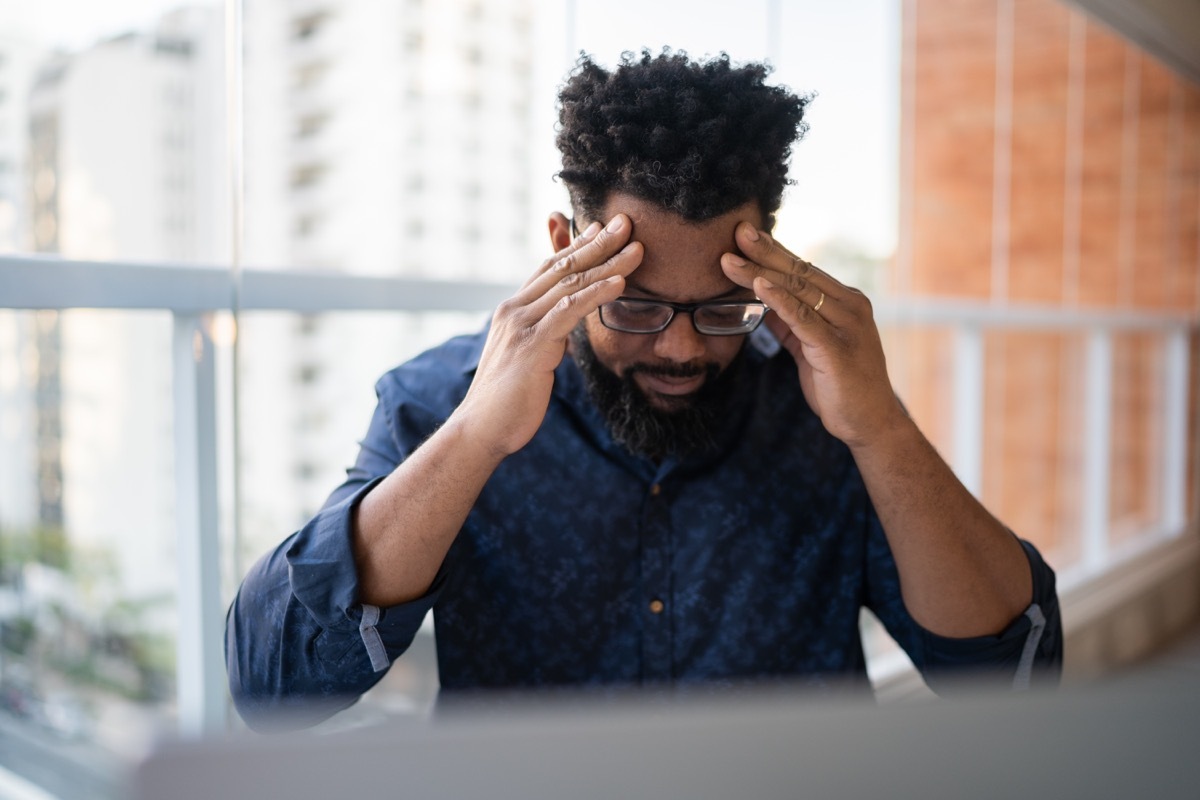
[952,326,985,497]
[172,312,227,735]
[1082,330,1114,574]
[1161,330,1189,535]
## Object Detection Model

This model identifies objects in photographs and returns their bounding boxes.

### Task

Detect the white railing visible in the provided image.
[2,253,1198,735]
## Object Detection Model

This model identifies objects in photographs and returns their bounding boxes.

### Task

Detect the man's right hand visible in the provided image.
[454,213,641,458]
[353,213,640,608]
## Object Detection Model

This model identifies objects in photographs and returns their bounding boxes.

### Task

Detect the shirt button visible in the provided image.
[650,483,662,496]
[649,599,665,614]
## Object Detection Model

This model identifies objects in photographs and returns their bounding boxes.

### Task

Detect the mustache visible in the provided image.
[626,361,715,380]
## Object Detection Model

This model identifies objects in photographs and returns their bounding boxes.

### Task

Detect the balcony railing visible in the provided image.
[2,253,1198,737]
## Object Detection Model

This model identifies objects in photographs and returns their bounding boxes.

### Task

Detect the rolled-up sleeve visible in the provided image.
[225,367,456,731]
[225,485,441,730]
[868,531,1063,694]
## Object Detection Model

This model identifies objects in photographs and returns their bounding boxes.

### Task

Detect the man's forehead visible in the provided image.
[600,193,761,298]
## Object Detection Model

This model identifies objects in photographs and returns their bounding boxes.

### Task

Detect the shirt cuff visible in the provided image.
[285,477,386,632]
[356,573,443,673]
[915,541,1062,691]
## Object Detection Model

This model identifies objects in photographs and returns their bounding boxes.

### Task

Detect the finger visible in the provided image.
[753,275,832,342]
[537,273,627,341]
[517,214,634,304]
[525,238,642,323]
[733,222,850,301]
[520,220,602,290]
[764,311,807,366]
[723,252,842,324]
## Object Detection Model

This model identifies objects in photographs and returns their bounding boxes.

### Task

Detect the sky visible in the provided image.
[0,0,180,51]
[1,0,901,259]
[561,0,901,258]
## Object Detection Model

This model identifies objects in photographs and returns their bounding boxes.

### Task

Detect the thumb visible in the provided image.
[766,313,805,363]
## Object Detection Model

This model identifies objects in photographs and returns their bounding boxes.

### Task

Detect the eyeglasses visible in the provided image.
[570,218,766,336]
[599,297,768,336]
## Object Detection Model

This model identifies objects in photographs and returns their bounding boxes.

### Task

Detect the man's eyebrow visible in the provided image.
[623,282,755,303]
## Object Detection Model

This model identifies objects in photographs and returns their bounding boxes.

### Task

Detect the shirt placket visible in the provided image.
[640,471,674,683]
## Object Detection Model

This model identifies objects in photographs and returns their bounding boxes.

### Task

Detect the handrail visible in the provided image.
[3,254,1197,329]
[1,255,516,313]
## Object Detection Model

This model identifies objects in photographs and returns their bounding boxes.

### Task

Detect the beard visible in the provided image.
[569,326,746,462]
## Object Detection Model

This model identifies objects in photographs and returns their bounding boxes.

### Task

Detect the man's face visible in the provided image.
[569,192,764,458]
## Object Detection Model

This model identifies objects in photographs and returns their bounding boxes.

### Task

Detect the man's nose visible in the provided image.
[653,312,707,364]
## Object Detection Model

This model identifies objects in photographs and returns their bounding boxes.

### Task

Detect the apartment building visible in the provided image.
[237,0,535,555]
[17,7,227,601]
[0,36,45,538]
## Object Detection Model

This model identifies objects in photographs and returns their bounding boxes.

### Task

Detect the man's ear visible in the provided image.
[548,212,573,252]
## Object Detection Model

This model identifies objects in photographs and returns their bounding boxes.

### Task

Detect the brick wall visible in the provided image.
[895,0,1200,567]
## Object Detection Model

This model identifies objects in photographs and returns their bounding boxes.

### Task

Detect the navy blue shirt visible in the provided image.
[226,327,1061,729]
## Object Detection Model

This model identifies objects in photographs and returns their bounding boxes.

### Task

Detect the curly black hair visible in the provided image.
[556,49,811,230]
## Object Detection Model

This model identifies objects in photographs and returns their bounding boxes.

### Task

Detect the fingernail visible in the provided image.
[742,223,760,241]
[757,277,776,290]
[582,221,600,237]
[726,254,747,267]
[606,215,625,233]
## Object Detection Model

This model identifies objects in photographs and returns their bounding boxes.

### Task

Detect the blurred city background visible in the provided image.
[0,0,1197,797]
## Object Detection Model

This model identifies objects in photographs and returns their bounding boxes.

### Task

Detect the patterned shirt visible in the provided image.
[226,326,1062,729]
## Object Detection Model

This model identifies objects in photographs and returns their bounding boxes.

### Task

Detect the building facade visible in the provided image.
[237,0,536,559]
[19,7,227,600]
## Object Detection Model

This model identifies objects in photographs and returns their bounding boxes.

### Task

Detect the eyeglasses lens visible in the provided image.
[600,300,764,335]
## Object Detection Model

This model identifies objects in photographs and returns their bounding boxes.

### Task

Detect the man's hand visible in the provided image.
[456,214,642,458]
[721,222,906,450]
[723,222,1033,637]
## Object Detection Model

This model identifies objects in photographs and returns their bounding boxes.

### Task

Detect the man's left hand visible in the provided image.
[722,222,907,449]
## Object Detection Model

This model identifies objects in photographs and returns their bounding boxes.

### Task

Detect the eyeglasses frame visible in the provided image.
[599,296,768,337]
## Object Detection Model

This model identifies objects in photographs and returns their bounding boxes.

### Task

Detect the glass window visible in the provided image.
[0,3,230,794]
[0,309,176,796]
[0,3,1196,795]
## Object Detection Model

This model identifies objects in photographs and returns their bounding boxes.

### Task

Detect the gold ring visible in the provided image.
[813,292,825,313]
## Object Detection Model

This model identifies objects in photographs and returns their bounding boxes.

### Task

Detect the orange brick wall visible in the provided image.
[897,0,1200,567]
[1008,0,1070,306]
[903,0,998,299]
[1075,17,1126,308]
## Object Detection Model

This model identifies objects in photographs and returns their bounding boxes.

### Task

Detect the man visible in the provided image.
[226,50,1061,730]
